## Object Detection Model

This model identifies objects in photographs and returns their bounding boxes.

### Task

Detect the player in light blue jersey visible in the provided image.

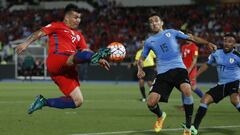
[189,34,240,135]
[137,13,217,135]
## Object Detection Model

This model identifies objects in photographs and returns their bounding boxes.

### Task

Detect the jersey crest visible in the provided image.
[229,58,235,64]
[165,32,171,37]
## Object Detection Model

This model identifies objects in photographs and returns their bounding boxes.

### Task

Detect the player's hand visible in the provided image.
[137,70,145,79]
[15,43,28,54]
[98,59,110,71]
[207,42,217,52]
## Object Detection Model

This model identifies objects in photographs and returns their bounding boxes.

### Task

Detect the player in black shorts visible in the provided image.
[188,34,240,135]
[137,14,217,134]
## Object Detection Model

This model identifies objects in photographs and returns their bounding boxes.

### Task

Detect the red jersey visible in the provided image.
[41,22,88,55]
[181,42,198,68]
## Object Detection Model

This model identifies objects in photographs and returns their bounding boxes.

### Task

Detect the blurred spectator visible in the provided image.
[22,53,35,81]
[1,3,240,63]
[33,57,44,76]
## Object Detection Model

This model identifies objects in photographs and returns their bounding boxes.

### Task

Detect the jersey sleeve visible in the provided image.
[135,50,142,61]
[174,30,189,40]
[150,50,156,58]
[41,22,58,35]
[192,44,199,56]
[142,41,151,58]
[77,33,88,51]
[207,53,216,65]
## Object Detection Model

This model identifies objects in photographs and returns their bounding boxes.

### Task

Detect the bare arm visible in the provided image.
[197,63,209,77]
[187,34,217,52]
[188,55,198,73]
[137,56,146,78]
[16,29,46,54]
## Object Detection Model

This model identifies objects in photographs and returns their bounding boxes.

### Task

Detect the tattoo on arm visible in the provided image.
[26,30,46,45]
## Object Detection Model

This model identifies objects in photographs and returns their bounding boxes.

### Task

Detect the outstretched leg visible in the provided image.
[28,87,83,114]
[66,48,111,66]
[46,86,83,108]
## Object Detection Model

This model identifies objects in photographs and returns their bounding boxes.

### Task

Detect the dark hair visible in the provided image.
[149,12,160,18]
[64,4,80,15]
[224,33,236,40]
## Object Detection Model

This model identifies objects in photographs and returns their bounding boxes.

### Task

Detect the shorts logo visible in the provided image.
[185,79,190,83]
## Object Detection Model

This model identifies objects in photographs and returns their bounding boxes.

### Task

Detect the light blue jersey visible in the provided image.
[142,29,189,74]
[208,49,240,84]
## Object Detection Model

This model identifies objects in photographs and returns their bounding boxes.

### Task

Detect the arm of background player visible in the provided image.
[16,30,46,54]
[187,34,217,52]
[188,55,198,73]
[196,63,209,77]
[137,56,146,79]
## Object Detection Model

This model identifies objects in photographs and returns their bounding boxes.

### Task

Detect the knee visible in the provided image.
[147,98,158,107]
[74,98,83,108]
[200,97,207,104]
[200,95,212,105]
[182,91,192,97]
[230,94,239,105]
[181,84,192,97]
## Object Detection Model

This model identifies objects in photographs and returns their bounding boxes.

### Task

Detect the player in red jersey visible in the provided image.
[16,4,110,114]
[181,41,203,98]
[177,41,204,111]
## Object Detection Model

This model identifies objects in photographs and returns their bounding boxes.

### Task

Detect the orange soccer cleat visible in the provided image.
[154,112,167,132]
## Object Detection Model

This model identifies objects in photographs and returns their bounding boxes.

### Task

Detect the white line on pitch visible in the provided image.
[71,125,240,135]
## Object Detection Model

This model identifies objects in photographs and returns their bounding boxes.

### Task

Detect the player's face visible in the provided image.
[149,16,163,33]
[66,11,81,29]
[223,36,236,53]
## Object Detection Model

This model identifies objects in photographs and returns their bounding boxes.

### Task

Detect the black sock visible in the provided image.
[148,104,163,117]
[184,104,193,129]
[194,106,207,129]
[238,107,240,112]
[140,86,146,98]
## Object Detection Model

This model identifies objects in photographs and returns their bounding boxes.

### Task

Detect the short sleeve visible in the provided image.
[174,30,189,40]
[150,50,156,58]
[142,41,151,58]
[207,53,215,65]
[77,33,88,51]
[41,22,57,35]
[135,50,142,61]
[192,44,199,56]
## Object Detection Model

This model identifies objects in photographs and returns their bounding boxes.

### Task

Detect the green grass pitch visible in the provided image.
[0,82,239,135]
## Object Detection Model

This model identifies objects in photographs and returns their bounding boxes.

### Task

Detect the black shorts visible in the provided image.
[142,66,156,81]
[150,68,190,102]
[206,80,239,103]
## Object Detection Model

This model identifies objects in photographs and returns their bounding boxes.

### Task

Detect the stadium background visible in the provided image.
[0,1,240,135]
[0,0,240,81]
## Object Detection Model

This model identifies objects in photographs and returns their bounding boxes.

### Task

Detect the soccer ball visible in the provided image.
[107,42,126,62]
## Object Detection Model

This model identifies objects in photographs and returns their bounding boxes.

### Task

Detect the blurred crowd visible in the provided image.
[0,2,240,64]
